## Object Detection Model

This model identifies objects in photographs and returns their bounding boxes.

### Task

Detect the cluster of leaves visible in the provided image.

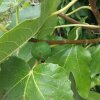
[0,0,100,100]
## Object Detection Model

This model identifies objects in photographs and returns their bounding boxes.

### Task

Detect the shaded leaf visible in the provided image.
[36,16,57,39]
[68,27,82,40]
[0,56,30,90]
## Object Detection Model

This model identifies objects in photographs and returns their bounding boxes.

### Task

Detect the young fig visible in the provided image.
[31,42,51,60]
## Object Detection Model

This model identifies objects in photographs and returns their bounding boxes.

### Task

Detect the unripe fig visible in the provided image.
[31,42,51,60]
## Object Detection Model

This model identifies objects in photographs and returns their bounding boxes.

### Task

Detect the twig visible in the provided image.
[55,24,100,29]
[52,0,78,15]
[58,13,80,24]
[29,38,100,45]
[66,6,91,16]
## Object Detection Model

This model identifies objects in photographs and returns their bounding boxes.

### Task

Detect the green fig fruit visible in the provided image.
[31,42,51,60]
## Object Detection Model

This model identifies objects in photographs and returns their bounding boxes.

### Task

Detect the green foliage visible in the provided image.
[0,0,100,100]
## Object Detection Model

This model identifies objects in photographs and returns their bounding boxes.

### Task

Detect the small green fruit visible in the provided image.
[31,42,51,60]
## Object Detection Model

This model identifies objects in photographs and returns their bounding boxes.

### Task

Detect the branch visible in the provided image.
[58,13,100,30]
[89,0,100,25]
[29,38,100,45]
[58,13,80,24]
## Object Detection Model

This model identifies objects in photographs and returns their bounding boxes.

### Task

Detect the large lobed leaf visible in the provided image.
[0,57,73,100]
[47,45,91,98]
[0,0,61,64]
